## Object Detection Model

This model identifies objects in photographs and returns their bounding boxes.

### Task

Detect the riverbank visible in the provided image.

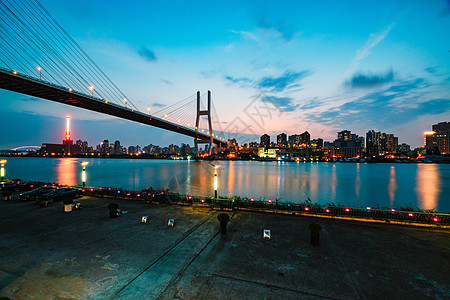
[0,196,449,299]
[1,158,450,213]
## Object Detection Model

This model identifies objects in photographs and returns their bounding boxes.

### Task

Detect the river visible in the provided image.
[3,157,450,212]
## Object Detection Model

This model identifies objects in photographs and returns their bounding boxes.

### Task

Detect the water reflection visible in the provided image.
[227,161,235,197]
[6,157,450,212]
[309,164,318,200]
[330,164,337,202]
[56,158,77,186]
[415,164,440,210]
[388,166,397,206]
[355,163,361,203]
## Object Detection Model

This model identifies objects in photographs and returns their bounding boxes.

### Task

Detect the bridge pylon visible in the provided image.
[194,90,214,156]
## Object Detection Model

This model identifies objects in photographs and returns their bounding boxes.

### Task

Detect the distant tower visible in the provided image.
[65,115,71,141]
[63,115,73,155]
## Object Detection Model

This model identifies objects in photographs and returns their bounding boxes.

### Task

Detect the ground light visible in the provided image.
[0,159,6,180]
[81,161,89,187]
[209,163,220,198]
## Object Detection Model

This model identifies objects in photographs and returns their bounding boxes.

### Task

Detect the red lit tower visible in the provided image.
[63,115,73,154]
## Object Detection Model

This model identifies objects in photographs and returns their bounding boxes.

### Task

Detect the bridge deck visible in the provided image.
[0,69,226,147]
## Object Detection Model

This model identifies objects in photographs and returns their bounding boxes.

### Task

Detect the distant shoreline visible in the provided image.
[1,153,450,163]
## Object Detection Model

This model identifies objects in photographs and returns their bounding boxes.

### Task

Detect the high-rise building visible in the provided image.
[114,140,121,154]
[338,130,351,141]
[277,133,287,147]
[288,134,301,147]
[325,130,364,158]
[311,138,323,148]
[260,134,270,147]
[300,131,310,145]
[425,122,450,154]
[385,134,398,153]
[398,143,411,153]
[366,130,398,156]
[101,140,110,154]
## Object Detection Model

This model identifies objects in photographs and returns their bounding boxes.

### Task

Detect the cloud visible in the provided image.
[347,70,394,89]
[256,13,296,41]
[230,30,259,42]
[258,70,311,92]
[351,24,394,66]
[225,69,311,93]
[152,102,166,107]
[137,47,157,62]
[306,77,450,128]
[425,66,437,74]
[261,95,299,112]
[160,79,173,85]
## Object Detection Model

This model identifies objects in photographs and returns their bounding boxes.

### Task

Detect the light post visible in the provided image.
[81,161,89,187]
[89,85,94,96]
[124,98,127,108]
[37,66,42,80]
[209,163,220,198]
[0,160,6,181]
[147,107,151,114]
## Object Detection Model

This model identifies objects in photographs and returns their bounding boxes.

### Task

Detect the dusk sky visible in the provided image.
[1,0,450,149]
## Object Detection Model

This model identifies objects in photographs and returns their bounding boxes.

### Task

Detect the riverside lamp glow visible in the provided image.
[81,162,89,187]
[209,164,220,198]
[0,160,6,180]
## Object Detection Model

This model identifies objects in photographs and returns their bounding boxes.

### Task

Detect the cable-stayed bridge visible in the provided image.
[0,0,226,154]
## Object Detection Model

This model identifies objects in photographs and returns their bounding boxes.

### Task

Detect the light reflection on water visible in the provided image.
[55,158,77,186]
[388,166,397,207]
[4,157,450,212]
[415,164,440,211]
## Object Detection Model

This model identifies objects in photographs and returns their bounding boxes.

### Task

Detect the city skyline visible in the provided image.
[1,0,450,149]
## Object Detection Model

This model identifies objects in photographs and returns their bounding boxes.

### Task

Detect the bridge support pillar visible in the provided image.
[194,90,214,157]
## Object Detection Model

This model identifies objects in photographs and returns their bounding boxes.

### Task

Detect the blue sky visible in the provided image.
[1,0,449,149]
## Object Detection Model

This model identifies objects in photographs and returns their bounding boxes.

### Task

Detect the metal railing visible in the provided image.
[79,187,450,226]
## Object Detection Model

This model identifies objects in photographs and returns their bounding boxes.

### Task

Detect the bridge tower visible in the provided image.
[194,90,214,156]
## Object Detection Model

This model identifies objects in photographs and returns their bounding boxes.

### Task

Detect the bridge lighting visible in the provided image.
[164,114,168,119]
[89,85,94,96]
[147,107,151,114]
[0,159,6,180]
[13,70,17,75]
[68,88,73,92]
[123,98,127,107]
[81,161,89,187]
[209,164,220,198]
[37,66,42,80]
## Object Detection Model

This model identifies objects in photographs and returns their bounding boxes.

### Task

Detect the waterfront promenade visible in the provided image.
[0,196,449,299]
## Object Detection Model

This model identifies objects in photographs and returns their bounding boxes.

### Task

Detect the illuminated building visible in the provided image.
[260,134,270,147]
[258,147,277,159]
[425,122,450,154]
[277,133,287,147]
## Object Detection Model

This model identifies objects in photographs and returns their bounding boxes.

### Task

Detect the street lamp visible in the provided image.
[81,161,89,187]
[147,107,151,114]
[123,98,127,107]
[89,85,94,96]
[0,160,6,181]
[209,163,220,198]
[37,66,42,80]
